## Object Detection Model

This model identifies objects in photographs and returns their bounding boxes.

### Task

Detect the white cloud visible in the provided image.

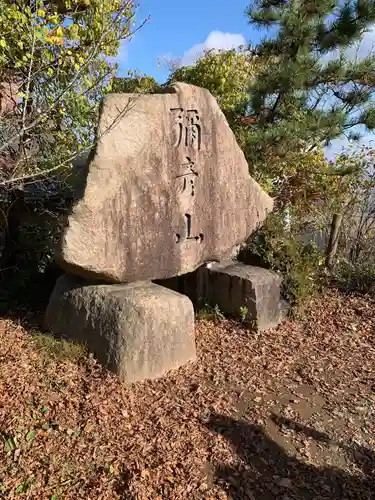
[349,25,375,59]
[325,133,375,160]
[181,31,246,66]
[324,24,375,62]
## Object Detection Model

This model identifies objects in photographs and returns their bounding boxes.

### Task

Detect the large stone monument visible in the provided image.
[45,83,276,384]
[58,83,272,282]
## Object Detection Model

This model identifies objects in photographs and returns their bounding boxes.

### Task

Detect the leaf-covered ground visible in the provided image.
[0,289,374,499]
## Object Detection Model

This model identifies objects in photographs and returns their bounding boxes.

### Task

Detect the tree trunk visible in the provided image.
[325,213,343,269]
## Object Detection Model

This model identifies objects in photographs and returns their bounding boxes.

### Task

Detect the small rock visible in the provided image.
[329,443,339,452]
[355,406,368,414]
[353,450,366,462]
[278,478,293,489]
[199,482,208,491]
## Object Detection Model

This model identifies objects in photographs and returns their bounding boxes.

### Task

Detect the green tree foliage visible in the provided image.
[239,213,324,313]
[167,48,343,213]
[0,0,140,308]
[0,0,137,187]
[112,73,162,93]
[243,0,375,192]
[169,49,258,121]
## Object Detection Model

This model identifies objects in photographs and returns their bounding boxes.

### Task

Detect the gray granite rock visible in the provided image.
[58,83,273,282]
[45,274,196,383]
[202,261,283,331]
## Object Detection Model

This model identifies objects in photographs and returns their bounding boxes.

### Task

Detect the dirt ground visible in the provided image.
[0,289,374,499]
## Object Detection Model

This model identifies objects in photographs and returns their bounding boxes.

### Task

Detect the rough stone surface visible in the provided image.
[58,82,273,282]
[45,274,196,383]
[202,261,283,330]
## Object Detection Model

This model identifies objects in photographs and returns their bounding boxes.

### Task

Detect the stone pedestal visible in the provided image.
[157,261,284,331]
[45,274,196,383]
[203,261,283,330]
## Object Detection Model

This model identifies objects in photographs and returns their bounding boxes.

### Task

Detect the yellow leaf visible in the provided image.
[37,9,46,17]
[48,14,60,25]
[45,36,64,45]
[56,26,64,37]
[0,40,6,48]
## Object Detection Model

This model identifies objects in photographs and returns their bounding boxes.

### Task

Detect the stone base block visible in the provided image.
[45,274,196,383]
[203,261,283,331]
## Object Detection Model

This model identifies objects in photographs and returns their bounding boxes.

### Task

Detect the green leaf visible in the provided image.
[69,23,79,41]
[35,27,44,40]
[26,429,36,443]
[0,39,6,48]
[4,436,16,453]
[15,482,27,494]
[49,14,60,25]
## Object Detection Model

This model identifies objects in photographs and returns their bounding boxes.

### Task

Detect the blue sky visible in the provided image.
[118,0,258,82]
[116,1,375,158]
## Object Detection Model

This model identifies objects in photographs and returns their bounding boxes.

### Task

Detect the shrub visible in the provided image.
[238,214,324,313]
[334,260,375,295]
[0,216,63,313]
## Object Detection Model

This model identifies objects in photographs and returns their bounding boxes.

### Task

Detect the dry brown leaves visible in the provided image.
[0,289,374,499]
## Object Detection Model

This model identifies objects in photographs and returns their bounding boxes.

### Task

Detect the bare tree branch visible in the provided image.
[0,97,137,188]
[0,2,146,157]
